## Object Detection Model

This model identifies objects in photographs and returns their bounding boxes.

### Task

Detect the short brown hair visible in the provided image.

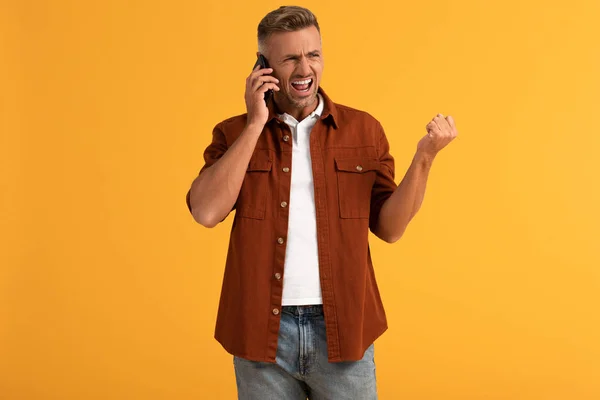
[257,6,320,53]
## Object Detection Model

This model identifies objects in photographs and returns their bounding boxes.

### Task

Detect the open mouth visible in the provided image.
[291,78,313,93]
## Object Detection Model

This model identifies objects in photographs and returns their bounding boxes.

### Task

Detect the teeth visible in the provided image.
[292,78,312,85]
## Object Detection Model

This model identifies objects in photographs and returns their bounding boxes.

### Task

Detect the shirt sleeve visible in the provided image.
[369,121,398,232]
[185,122,235,216]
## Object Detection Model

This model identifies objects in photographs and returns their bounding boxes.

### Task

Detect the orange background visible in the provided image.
[2,0,599,399]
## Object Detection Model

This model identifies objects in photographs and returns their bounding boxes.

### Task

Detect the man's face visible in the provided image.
[262,25,323,111]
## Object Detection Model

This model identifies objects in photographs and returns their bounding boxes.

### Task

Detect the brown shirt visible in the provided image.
[186,87,398,362]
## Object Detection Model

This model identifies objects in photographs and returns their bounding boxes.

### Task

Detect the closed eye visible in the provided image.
[282,52,320,62]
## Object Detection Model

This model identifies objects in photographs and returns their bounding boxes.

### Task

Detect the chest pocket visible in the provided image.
[237,154,272,220]
[335,157,379,219]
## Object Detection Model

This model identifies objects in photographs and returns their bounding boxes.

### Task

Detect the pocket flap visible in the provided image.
[334,157,379,173]
[247,158,272,172]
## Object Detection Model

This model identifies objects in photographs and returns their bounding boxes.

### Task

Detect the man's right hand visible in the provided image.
[189,66,280,228]
[245,65,280,128]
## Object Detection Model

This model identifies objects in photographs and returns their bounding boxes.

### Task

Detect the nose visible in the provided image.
[298,55,311,76]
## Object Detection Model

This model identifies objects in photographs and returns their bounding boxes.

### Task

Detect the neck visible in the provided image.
[274,95,319,122]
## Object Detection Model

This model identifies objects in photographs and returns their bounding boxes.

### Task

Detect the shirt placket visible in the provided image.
[266,121,294,360]
[309,121,341,361]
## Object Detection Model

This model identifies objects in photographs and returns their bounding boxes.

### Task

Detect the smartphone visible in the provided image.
[253,54,273,103]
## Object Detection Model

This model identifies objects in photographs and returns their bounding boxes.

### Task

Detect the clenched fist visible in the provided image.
[417,113,458,158]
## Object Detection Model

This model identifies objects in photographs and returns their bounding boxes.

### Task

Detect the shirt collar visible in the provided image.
[277,93,324,125]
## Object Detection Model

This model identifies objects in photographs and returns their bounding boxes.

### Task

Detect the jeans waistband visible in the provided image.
[281,304,323,316]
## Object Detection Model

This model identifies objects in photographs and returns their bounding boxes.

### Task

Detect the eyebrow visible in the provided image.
[282,50,321,59]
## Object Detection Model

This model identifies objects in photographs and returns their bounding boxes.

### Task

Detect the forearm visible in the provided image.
[189,123,262,227]
[375,151,434,243]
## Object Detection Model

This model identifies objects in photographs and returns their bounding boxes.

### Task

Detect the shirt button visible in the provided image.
[277,237,285,244]
[272,308,280,315]
[282,135,290,142]
[274,272,281,280]
[356,165,363,172]
[280,201,288,208]
[282,167,290,173]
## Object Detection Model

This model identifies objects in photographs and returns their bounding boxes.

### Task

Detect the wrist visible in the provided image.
[414,149,436,167]
[244,121,265,136]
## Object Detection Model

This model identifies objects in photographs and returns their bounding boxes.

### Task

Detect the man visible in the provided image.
[186,5,458,399]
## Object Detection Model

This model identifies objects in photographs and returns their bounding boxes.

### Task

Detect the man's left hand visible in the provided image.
[417,113,458,159]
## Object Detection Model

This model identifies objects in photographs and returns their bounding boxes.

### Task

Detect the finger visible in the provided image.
[251,75,279,92]
[434,119,451,136]
[250,67,274,80]
[254,82,279,93]
[446,115,457,132]
[249,69,275,90]
[256,82,280,94]
[259,75,279,84]
[426,121,441,136]
[434,114,450,131]
[431,118,443,134]
[247,64,262,83]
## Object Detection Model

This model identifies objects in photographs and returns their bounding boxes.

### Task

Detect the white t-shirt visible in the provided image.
[278,94,324,306]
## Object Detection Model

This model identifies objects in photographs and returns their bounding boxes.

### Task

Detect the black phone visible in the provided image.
[253,54,273,103]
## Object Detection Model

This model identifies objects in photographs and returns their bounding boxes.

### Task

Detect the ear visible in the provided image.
[256,51,261,58]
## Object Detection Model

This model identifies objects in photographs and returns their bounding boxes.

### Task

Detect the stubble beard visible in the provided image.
[288,89,318,109]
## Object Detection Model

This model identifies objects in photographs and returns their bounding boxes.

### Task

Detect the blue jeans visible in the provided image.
[233,305,378,399]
